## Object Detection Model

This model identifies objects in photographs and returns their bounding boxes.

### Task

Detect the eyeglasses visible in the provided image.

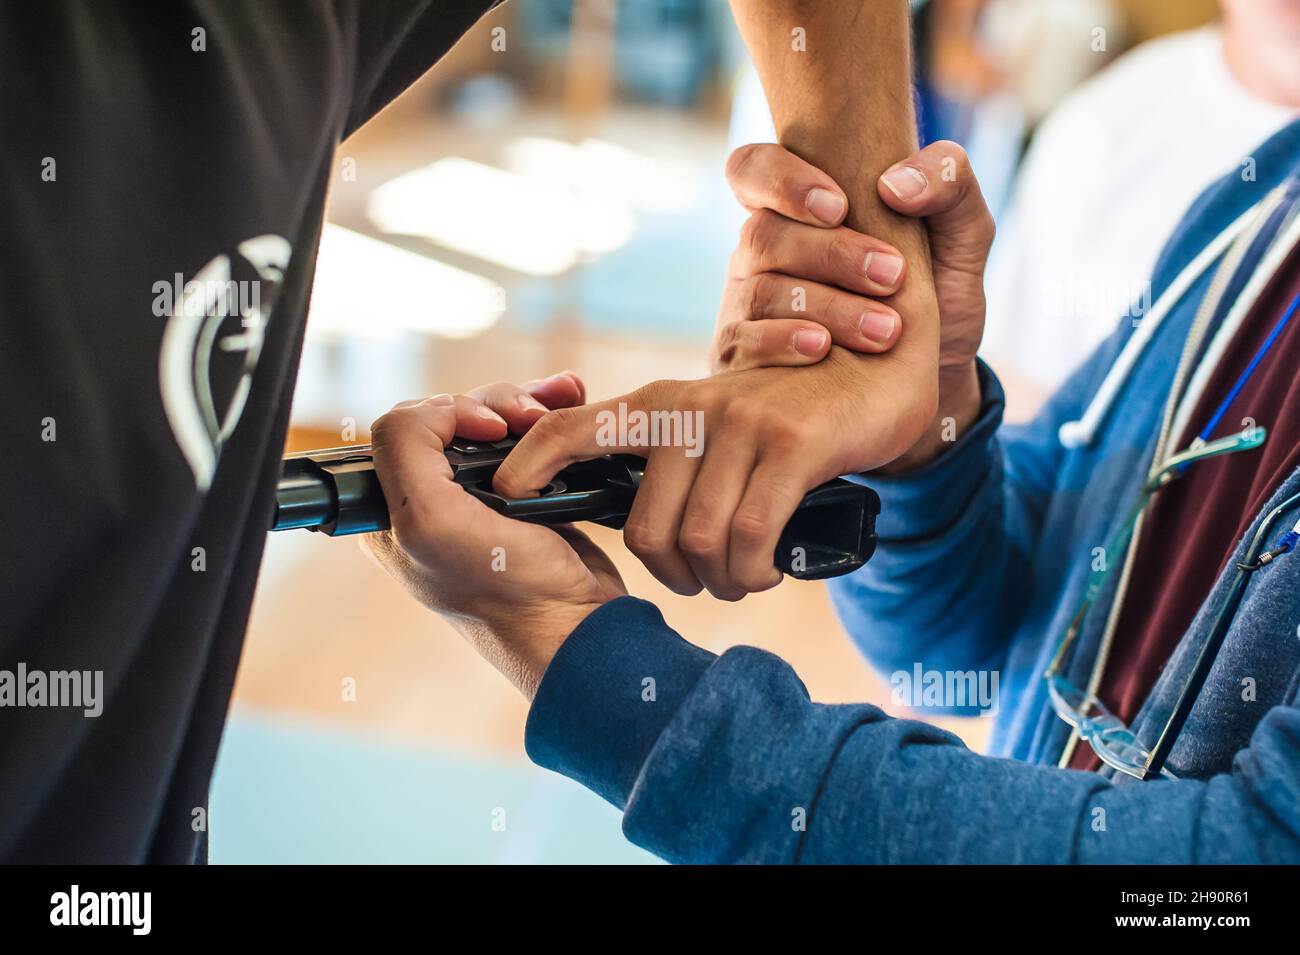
[1042,428,1269,781]
[1045,673,1177,779]
[1047,201,1300,780]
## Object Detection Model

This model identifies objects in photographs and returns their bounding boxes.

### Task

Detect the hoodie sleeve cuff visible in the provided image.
[855,358,1005,542]
[524,596,716,809]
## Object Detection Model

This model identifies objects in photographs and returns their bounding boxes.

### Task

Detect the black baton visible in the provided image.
[271,437,878,581]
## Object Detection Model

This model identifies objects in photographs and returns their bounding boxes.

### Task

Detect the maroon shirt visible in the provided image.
[1072,240,1300,771]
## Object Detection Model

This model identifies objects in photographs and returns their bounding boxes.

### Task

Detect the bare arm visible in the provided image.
[494,3,956,599]
[729,0,948,466]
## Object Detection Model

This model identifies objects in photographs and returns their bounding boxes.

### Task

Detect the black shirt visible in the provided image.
[0,0,498,862]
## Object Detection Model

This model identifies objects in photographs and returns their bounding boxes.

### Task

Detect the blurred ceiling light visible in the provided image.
[307,224,504,341]
[504,137,704,214]
[367,157,638,276]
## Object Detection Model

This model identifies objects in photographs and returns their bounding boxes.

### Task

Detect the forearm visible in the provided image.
[526,598,1298,864]
[730,0,940,437]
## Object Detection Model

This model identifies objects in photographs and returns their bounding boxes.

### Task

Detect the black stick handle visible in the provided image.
[272,439,878,581]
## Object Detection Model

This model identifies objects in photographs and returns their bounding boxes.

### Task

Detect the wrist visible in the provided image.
[824,344,939,472]
[466,598,608,700]
[881,358,980,474]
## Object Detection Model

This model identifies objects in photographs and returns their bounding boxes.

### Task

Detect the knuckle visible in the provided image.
[549,404,582,427]
[924,140,972,189]
[725,143,760,187]
[368,412,404,448]
[716,320,746,355]
[740,209,781,268]
[743,272,779,319]
[700,380,734,415]
[676,382,707,415]
[811,287,843,329]
[823,229,854,276]
[525,411,559,443]
[624,519,671,559]
[935,139,971,172]
[730,508,772,548]
[943,145,980,206]
[766,417,805,453]
[532,404,577,437]
[769,167,800,206]
[678,521,722,561]
[634,378,673,411]
[718,395,762,430]
[954,145,974,178]
[485,381,522,402]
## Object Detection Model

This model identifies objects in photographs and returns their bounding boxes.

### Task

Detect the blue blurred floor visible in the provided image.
[210,707,658,864]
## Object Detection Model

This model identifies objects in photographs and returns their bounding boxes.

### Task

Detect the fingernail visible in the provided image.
[805,187,846,225]
[426,393,455,406]
[793,328,829,356]
[864,252,903,288]
[516,393,547,412]
[858,309,896,343]
[881,165,927,201]
[475,404,507,424]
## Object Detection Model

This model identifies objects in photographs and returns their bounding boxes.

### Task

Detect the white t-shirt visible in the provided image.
[983,26,1297,390]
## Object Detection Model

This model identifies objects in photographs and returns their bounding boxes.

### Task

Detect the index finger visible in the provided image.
[726,143,848,228]
[492,380,681,498]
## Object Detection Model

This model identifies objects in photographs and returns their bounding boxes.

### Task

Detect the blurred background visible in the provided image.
[210,0,1276,863]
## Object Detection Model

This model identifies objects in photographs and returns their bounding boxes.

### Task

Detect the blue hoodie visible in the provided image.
[524,119,1300,864]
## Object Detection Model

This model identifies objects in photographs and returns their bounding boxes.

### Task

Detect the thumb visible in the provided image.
[877,140,996,277]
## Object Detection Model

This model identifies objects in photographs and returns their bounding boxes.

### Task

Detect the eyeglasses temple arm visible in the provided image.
[1142,487,1300,780]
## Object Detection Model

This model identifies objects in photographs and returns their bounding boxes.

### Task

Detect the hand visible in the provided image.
[363,373,626,698]
[493,355,933,601]
[715,140,995,469]
[712,146,909,369]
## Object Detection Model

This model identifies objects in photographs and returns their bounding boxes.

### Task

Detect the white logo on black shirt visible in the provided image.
[157,235,290,489]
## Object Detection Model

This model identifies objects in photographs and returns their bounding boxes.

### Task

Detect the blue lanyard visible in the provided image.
[1191,179,1300,444]
[1197,288,1300,443]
